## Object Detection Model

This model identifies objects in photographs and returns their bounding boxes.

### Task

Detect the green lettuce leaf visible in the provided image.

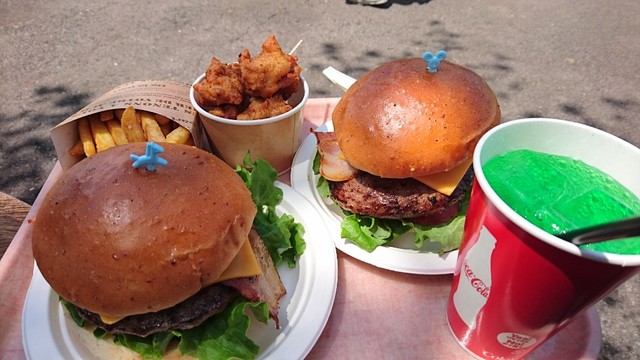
[312,150,331,198]
[113,331,175,360]
[63,299,270,360]
[340,214,410,252]
[314,148,468,254]
[236,154,306,268]
[404,214,466,254]
[236,155,283,209]
[340,205,466,254]
[60,298,84,327]
[178,300,269,360]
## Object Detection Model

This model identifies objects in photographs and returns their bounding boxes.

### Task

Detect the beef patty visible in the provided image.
[76,284,239,337]
[329,168,474,220]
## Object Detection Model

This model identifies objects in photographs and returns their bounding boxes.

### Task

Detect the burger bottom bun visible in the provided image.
[32,143,256,318]
[332,58,500,178]
[67,314,194,359]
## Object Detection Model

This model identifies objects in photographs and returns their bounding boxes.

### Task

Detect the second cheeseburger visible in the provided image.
[315,56,500,253]
[32,142,287,358]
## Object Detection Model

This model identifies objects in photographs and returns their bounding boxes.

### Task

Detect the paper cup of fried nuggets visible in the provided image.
[50,80,202,170]
[190,35,309,174]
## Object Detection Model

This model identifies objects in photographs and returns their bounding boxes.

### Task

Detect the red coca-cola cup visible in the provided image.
[447,118,640,359]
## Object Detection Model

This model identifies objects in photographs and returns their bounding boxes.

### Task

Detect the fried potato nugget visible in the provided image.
[193,58,244,107]
[208,104,242,119]
[194,35,301,120]
[238,35,301,99]
[236,95,292,120]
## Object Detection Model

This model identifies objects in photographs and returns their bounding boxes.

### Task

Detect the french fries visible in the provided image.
[160,122,173,136]
[68,139,85,157]
[68,106,195,159]
[140,111,166,143]
[153,113,172,126]
[121,106,146,143]
[114,108,125,121]
[105,120,129,146]
[99,110,115,122]
[166,126,192,145]
[77,117,96,157]
[89,115,116,152]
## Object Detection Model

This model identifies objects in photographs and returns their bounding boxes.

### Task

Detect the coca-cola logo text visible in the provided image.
[464,262,490,298]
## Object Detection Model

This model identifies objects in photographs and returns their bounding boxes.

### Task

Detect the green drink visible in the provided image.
[483,149,640,254]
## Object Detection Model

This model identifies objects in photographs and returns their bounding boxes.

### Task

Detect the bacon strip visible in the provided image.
[314,131,358,181]
[222,229,286,328]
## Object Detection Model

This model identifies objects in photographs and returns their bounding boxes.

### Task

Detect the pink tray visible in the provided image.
[0,98,601,359]
[307,253,601,359]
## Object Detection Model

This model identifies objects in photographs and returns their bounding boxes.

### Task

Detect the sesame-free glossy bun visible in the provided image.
[332,58,501,178]
[32,143,256,318]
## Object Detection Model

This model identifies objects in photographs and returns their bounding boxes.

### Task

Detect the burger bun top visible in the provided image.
[32,142,256,318]
[332,58,501,178]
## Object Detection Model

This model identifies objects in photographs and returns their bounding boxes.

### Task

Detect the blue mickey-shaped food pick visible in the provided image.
[422,50,447,73]
[130,142,168,171]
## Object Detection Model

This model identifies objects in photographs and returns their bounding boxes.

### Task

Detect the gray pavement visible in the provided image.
[1,0,639,359]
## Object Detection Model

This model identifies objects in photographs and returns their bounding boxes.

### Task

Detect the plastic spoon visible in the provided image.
[557,216,640,246]
[322,66,356,92]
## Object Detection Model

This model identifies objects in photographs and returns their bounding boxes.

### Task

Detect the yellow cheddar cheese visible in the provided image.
[215,237,262,282]
[99,314,123,325]
[412,158,473,196]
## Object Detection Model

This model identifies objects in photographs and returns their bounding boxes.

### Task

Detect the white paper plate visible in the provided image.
[22,183,337,360]
[291,122,458,275]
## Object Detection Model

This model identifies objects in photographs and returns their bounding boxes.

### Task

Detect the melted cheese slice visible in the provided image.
[215,237,262,282]
[100,314,124,325]
[99,238,262,325]
[412,158,473,196]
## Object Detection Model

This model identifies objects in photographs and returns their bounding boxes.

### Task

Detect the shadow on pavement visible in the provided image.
[0,86,90,204]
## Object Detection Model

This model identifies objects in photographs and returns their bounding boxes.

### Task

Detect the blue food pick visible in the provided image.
[422,50,447,73]
[130,142,168,171]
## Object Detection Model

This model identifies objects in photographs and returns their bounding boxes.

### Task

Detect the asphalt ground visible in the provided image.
[1,0,639,359]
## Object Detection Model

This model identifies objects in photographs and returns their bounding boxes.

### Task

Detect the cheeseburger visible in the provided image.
[32,142,286,358]
[315,56,500,252]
